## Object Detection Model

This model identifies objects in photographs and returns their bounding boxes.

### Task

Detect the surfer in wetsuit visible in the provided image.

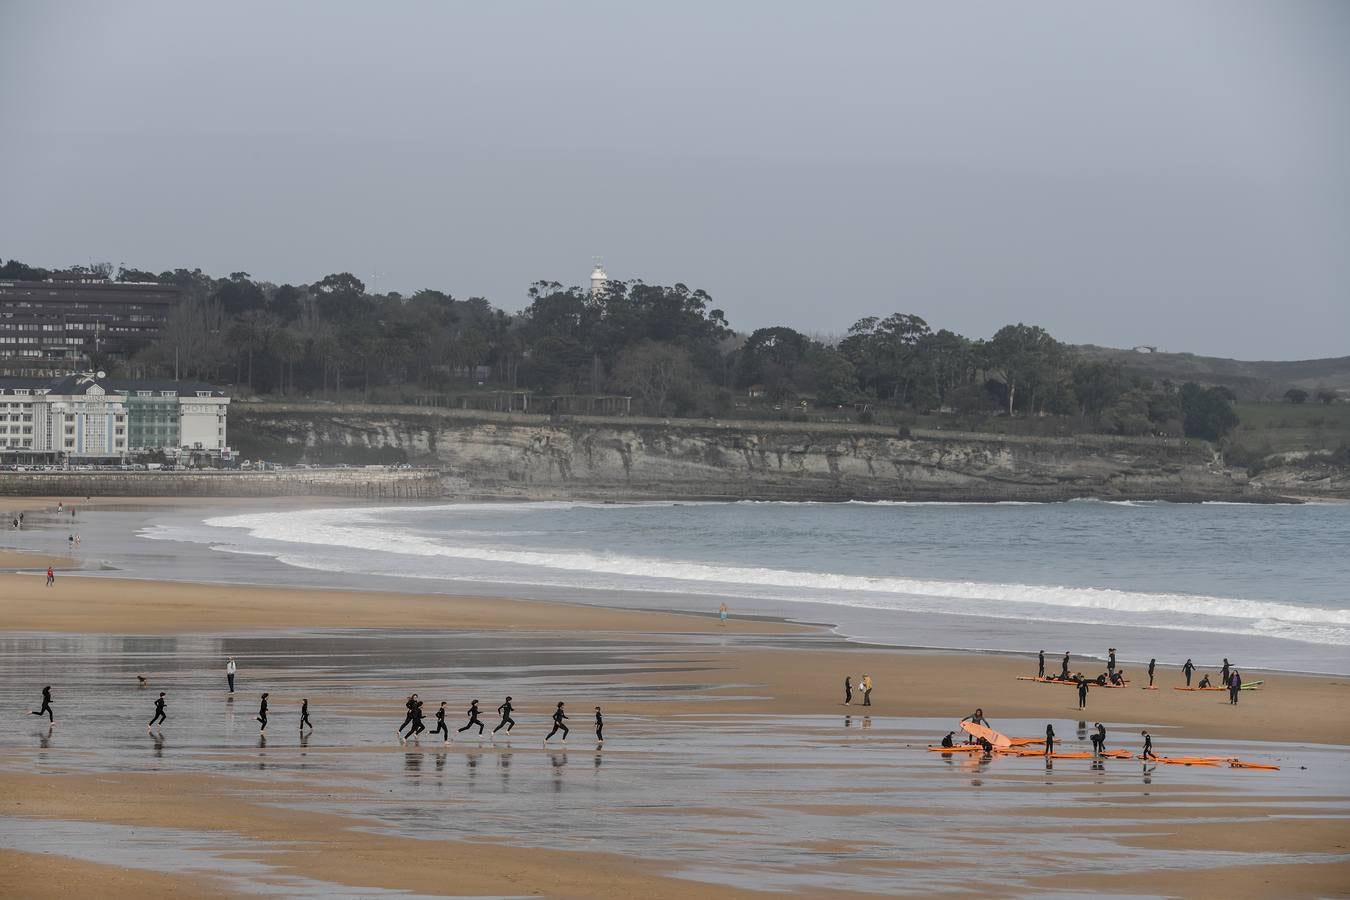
[1061,652,1070,678]
[1038,650,1045,678]
[256,692,269,732]
[430,702,449,742]
[1183,659,1194,687]
[1147,658,1156,687]
[148,692,167,730]
[1077,679,1089,710]
[544,701,569,744]
[940,732,956,749]
[30,686,54,723]
[1220,658,1231,686]
[976,737,993,755]
[594,706,604,744]
[397,694,419,738]
[1095,723,1106,755]
[843,676,852,706]
[458,699,485,735]
[493,696,515,735]
[299,698,312,732]
[961,709,990,728]
[1140,730,1156,761]
[1107,648,1116,675]
[1044,724,1055,756]
[1198,674,1211,688]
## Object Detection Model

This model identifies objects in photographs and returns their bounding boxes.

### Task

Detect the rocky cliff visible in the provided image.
[232,404,1264,502]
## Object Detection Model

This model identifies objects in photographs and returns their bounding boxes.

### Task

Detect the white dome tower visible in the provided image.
[590,259,608,296]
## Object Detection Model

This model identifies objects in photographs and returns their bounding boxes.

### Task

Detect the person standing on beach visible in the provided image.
[1147,658,1156,688]
[1220,658,1231,686]
[594,706,604,744]
[430,702,449,743]
[544,702,569,744]
[148,692,167,730]
[299,698,312,732]
[1044,724,1055,756]
[1061,652,1070,678]
[1038,650,1045,678]
[1183,659,1195,687]
[457,699,485,736]
[226,658,236,693]
[397,694,418,738]
[961,709,990,729]
[719,602,729,626]
[493,696,515,735]
[1140,730,1156,761]
[1077,679,1089,710]
[1229,670,1241,704]
[843,675,852,706]
[1107,648,1116,676]
[45,566,54,587]
[861,674,873,707]
[30,686,54,723]
[1095,722,1106,754]
[256,693,269,733]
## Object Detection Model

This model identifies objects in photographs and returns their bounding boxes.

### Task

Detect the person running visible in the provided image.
[430,702,450,743]
[299,698,312,731]
[1183,658,1195,687]
[940,731,956,748]
[594,706,604,744]
[719,602,729,626]
[457,699,485,736]
[256,693,269,733]
[226,657,236,693]
[843,675,852,706]
[1044,723,1055,756]
[148,692,167,730]
[1140,730,1156,761]
[1107,648,1117,675]
[402,699,426,743]
[1077,679,1089,710]
[30,686,54,723]
[396,694,419,737]
[493,696,515,735]
[1147,658,1156,688]
[46,566,54,587]
[544,701,569,744]
[861,674,873,707]
[1061,651,1071,678]
[1038,650,1045,678]
[1220,658,1231,686]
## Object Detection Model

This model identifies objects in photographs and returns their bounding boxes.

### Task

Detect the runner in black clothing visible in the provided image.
[402,699,426,742]
[594,706,604,744]
[1061,652,1071,678]
[30,686,54,723]
[299,699,312,731]
[457,699,484,735]
[1038,650,1045,678]
[1183,659,1194,687]
[843,676,852,706]
[493,697,515,735]
[1077,679,1089,710]
[430,702,449,742]
[544,702,569,744]
[1044,723,1055,756]
[1140,730,1156,761]
[256,693,269,732]
[148,693,167,729]
[396,694,418,738]
[1147,658,1156,687]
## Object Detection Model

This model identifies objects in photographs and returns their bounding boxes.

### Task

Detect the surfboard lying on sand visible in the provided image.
[1007,737,1045,747]
[928,745,985,752]
[960,720,1011,748]
[1151,757,1222,766]
[1230,761,1280,770]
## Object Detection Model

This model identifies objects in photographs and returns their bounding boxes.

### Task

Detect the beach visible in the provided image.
[1,500,1349,897]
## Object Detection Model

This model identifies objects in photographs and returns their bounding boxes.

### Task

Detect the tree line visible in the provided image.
[0,258,1240,440]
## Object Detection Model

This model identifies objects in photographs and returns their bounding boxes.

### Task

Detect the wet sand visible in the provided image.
[2,502,1350,896]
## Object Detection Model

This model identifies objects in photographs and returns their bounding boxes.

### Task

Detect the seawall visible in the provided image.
[0,468,443,499]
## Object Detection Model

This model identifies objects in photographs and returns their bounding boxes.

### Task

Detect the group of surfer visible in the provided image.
[1182,657,1246,702]
[1037,649,1246,703]
[940,708,1159,762]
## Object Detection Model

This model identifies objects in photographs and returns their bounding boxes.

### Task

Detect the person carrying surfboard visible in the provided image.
[1183,659,1195,686]
[961,708,990,728]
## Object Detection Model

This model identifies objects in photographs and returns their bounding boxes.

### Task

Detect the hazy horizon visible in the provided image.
[2,1,1347,359]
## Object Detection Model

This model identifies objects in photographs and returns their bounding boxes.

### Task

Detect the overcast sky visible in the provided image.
[2,1,1347,359]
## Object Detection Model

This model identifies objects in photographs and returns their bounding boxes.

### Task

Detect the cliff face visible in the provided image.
[233,405,1258,502]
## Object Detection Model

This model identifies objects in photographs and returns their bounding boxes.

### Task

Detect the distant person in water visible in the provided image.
[544,702,569,744]
[1077,679,1089,710]
[299,698,312,732]
[719,603,729,626]
[148,692,167,730]
[493,697,515,735]
[430,702,449,743]
[1061,652,1070,678]
[256,693,269,733]
[1140,730,1156,761]
[1147,658,1156,688]
[458,699,484,735]
[226,657,236,693]
[1183,659,1195,687]
[1044,724,1055,756]
[594,706,604,744]
[1038,650,1045,678]
[30,686,54,723]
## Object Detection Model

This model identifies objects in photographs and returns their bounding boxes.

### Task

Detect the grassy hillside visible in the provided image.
[1226,401,1350,458]
[1075,345,1350,401]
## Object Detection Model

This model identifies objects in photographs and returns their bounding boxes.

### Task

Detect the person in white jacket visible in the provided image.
[226,657,237,693]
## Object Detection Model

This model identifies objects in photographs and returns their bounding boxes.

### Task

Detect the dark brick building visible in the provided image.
[0,274,180,374]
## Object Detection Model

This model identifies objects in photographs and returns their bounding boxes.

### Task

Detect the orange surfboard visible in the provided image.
[960,720,1012,749]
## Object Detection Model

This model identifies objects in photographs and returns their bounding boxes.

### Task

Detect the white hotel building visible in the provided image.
[0,372,230,462]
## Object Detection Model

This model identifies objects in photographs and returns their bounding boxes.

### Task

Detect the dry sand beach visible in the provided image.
[1,504,1349,898]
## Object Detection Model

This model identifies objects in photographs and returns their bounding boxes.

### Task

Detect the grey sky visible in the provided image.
[2,1,1347,359]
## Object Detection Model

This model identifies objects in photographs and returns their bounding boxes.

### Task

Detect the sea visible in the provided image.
[136,499,1350,676]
